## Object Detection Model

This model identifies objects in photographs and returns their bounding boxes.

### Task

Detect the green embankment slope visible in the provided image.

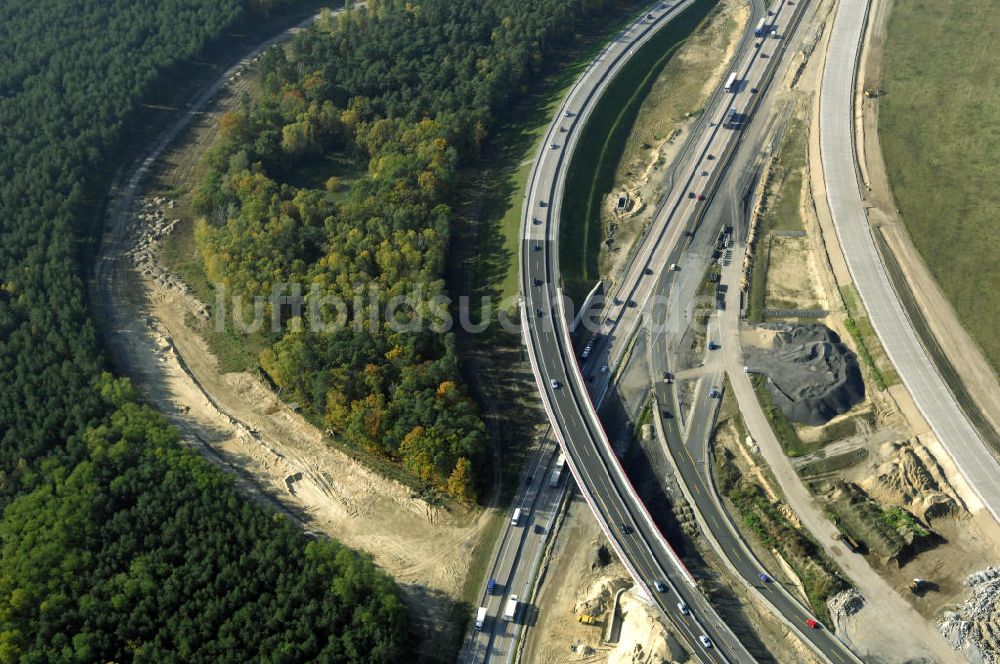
[560,0,719,304]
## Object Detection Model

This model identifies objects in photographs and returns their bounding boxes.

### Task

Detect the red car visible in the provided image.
[697,194,706,201]
[805,618,820,629]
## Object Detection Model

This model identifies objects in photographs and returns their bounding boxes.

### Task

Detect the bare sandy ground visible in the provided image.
[521,495,628,664]
[525,476,826,662]
[106,198,489,651]
[765,235,829,311]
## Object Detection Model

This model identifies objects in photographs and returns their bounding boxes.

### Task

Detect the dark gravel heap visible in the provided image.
[748,323,865,425]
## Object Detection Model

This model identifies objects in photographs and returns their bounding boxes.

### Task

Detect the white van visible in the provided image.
[511,507,522,525]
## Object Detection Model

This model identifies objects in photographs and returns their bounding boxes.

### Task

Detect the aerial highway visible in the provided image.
[519,0,761,660]
[616,46,866,656]
[644,226,863,663]
[515,0,880,659]
[657,374,861,664]
[818,0,1000,522]
[580,0,804,396]
[460,442,569,664]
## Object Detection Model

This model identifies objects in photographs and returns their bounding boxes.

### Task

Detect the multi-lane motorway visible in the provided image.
[581,0,802,394]
[520,1,757,660]
[515,0,832,658]
[516,0,875,659]
[461,443,568,664]
[644,213,862,663]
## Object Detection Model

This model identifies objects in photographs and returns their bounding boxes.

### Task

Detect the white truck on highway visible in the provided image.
[504,595,519,622]
[475,606,487,631]
[549,454,566,488]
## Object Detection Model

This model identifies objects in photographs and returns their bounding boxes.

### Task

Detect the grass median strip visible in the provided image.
[839,285,896,390]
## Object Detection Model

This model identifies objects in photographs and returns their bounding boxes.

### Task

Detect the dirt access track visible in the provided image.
[90,10,487,654]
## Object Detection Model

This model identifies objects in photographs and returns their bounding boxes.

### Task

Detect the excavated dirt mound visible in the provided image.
[609,591,688,664]
[860,438,966,524]
[574,576,630,619]
[748,323,865,425]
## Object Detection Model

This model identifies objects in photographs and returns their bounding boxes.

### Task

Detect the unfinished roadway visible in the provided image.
[818,0,1000,524]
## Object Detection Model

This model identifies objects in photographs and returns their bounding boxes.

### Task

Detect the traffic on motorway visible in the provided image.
[461,446,568,663]
[576,0,800,393]
[516,0,811,661]
[515,0,869,660]
[635,111,863,661]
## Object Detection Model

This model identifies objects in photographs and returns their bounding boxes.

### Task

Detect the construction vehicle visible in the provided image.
[578,614,599,625]
[833,532,862,552]
[909,578,926,593]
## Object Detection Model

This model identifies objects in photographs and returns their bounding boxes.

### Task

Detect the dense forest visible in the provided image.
[0,1,407,660]
[193,0,624,500]
[0,377,406,662]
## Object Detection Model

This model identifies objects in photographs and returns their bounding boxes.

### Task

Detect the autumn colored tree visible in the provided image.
[193,0,626,501]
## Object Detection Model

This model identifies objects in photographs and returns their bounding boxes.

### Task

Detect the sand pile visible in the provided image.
[608,591,687,664]
[748,323,864,425]
[860,438,965,524]
[574,576,631,620]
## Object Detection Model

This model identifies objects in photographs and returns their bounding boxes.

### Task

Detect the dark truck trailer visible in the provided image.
[754,17,774,37]
[723,109,746,129]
